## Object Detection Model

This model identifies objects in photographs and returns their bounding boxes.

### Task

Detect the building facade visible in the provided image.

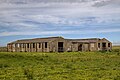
[7,36,112,52]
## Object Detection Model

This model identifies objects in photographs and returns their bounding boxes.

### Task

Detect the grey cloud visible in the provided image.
[0,0,120,36]
[92,0,111,7]
[0,0,98,3]
[93,0,120,7]
[1,27,120,37]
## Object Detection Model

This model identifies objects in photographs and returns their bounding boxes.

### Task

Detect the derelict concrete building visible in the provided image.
[7,36,112,52]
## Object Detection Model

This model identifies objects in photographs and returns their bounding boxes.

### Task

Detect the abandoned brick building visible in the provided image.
[7,36,112,52]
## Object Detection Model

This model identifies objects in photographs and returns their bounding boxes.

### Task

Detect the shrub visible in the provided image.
[113,49,120,52]
[0,63,9,68]
[114,76,120,80]
[0,47,7,52]
[23,68,34,80]
[65,63,72,69]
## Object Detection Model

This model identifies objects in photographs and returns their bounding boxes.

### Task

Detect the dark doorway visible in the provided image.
[102,43,106,50]
[58,42,64,52]
[78,44,82,51]
[108,43,110,47]
[102,43,106,47]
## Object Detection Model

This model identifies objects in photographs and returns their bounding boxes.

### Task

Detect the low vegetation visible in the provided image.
[0,46,120,80]
[0,47,7,52]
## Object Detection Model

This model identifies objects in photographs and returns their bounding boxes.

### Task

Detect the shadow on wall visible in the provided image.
[0,47,7,52]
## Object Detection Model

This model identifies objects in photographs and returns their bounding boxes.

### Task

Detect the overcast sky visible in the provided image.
[0,0,120,46]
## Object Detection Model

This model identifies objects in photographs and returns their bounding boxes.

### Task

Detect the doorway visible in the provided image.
[102,43,106,50]
[58,42,64,52]
[78,44,82,51]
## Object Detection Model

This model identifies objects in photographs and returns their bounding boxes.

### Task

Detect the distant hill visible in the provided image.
[113,42,120,46]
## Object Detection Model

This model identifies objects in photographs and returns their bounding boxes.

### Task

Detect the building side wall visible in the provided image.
[89,43,97,51]
[49,39,72,52]
[83,43,89,51]
[7,42,50,52]
[97,39,112,51]
[7,44,13,52]
[7,38,112,52]
[73,43,97,52]
[71,43,78,52]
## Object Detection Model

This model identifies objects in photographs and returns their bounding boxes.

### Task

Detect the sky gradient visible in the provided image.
[0,0,120,46]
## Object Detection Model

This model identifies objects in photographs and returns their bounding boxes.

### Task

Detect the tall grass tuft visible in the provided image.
[0,63,9,68]
[23,68,34,80]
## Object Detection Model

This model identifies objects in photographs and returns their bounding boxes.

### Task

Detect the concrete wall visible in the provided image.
[49,38,72,52]
[89,43,97,51]
[71,43,78,52]
[97,38,112,51]
[7,38,112,52]
[7,42,50,52]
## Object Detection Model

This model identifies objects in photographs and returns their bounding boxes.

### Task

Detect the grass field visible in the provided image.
[0,47,120,80]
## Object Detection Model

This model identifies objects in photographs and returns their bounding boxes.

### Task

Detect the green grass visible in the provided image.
[0,47,120,80]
